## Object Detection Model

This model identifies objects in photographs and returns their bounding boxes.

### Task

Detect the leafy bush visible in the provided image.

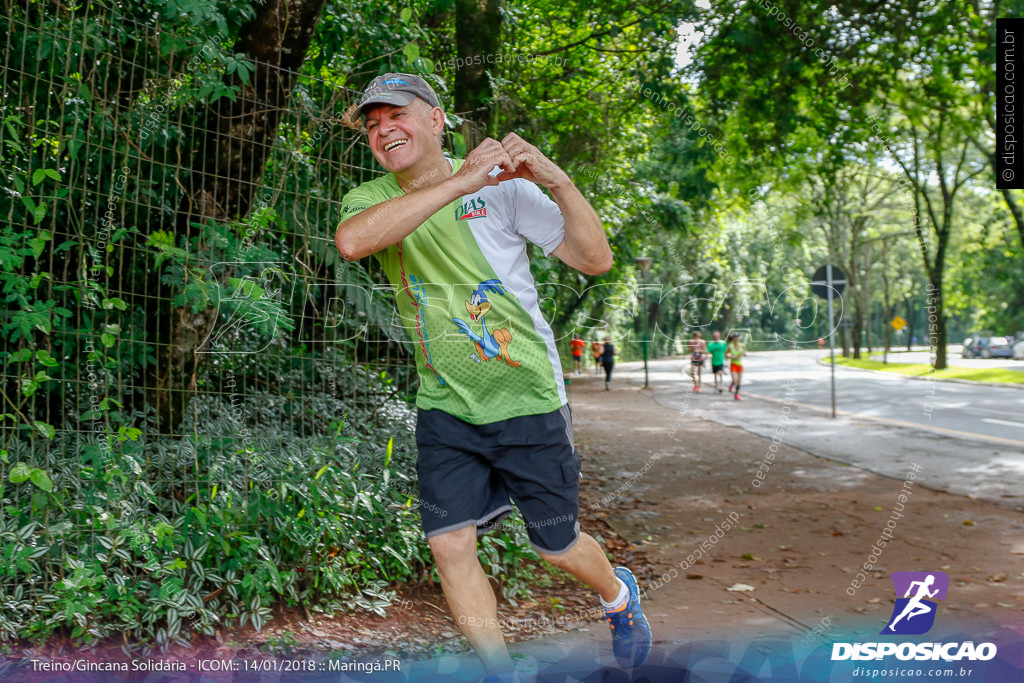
[1,361,555,653]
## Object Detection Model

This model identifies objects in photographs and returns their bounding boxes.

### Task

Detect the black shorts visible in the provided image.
[692,357,704,365]
[712,363,725,374]
[415,405,581,554]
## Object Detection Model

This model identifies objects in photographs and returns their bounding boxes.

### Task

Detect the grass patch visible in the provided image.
[826,357,1024,384]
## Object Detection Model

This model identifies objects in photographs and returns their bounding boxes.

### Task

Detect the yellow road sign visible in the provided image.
[891,315,907,330]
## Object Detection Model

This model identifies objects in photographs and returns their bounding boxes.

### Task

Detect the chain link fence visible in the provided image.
[0,1,453,652]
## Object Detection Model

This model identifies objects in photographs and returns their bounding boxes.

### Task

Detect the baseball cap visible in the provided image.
[353,72,441,120]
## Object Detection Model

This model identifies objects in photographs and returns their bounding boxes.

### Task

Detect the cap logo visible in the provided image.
[382,78,410,86]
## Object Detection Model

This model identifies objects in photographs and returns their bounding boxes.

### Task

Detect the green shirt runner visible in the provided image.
[707,339,728,366]
[340,157,567,425]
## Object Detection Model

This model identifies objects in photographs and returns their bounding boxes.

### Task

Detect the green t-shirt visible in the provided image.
[706,339,728,366]
[339,158,568,424]
[728,340,745,365]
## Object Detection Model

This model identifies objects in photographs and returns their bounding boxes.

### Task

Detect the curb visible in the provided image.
[815,357,1024,390]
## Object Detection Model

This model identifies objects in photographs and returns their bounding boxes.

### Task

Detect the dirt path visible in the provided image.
[564,369,1024,648]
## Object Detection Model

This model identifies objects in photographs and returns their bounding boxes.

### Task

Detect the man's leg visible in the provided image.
[495,406,652,669]
[537,532,620,600]
[428,527,511,673]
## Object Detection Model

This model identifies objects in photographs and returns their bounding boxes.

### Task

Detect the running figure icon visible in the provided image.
[886,574,939,632]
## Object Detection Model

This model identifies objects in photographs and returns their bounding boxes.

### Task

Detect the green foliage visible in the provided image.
[0,366,556,650]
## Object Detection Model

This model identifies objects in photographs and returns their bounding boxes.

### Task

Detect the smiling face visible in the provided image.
[365,99,445,177]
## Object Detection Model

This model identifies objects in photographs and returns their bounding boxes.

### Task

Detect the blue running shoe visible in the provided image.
[605,567,652,668]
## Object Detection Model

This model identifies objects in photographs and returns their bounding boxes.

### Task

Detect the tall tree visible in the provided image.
[693,0,992,368]
[149,0,328,429]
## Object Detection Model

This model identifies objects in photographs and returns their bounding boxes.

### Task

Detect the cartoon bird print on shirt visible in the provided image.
[451,279,522,368]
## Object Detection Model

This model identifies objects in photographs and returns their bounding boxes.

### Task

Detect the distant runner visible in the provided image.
[689,331,706,393]
[592,339,604,375]
[570,333,586,376]
[601,337,616,390]
[727,332,745,400]
[706,330,728,394]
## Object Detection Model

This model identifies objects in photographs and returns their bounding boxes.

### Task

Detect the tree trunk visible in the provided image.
[455,0,501,146]
[905,297,915,351]
[863,278,872,355]
[148,0,327,430]
[1000,188,1024,249]
[926,278,947,370]
[880,271,893,363]
[851,297,863,359]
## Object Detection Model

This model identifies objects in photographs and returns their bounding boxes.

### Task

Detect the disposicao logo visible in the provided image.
[883,571,948,635]
[831,570,997,663]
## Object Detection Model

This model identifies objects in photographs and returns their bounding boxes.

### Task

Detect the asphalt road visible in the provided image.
[619,350,1024,509]
[737,349,1024,442]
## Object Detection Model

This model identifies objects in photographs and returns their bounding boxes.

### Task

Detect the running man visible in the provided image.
[706,330,728,394]
[592,339,604,375]
[688,331,706,393]
[727,331,745,400]
[334,74,651,674]
[570,333,586,376]
[886,575,940,632]
[601,337,616,390]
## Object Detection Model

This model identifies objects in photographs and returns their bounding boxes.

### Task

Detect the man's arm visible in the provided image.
[548,181,613,276]
[335,180,460,261]
[334,140,514,261]
[495,133,613,276]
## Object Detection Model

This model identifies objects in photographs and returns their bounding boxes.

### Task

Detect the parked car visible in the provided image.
[1013,339,1024,360]
[979,336,1015,359]
[961,335,980,358]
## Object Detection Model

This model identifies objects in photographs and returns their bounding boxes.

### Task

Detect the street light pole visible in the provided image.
[635,256,654,390]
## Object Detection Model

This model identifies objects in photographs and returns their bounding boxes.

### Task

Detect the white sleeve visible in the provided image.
[510,179,565,257]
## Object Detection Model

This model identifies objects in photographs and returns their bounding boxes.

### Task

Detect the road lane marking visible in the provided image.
[982,418,1024,429]
[743,392,1024,449]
